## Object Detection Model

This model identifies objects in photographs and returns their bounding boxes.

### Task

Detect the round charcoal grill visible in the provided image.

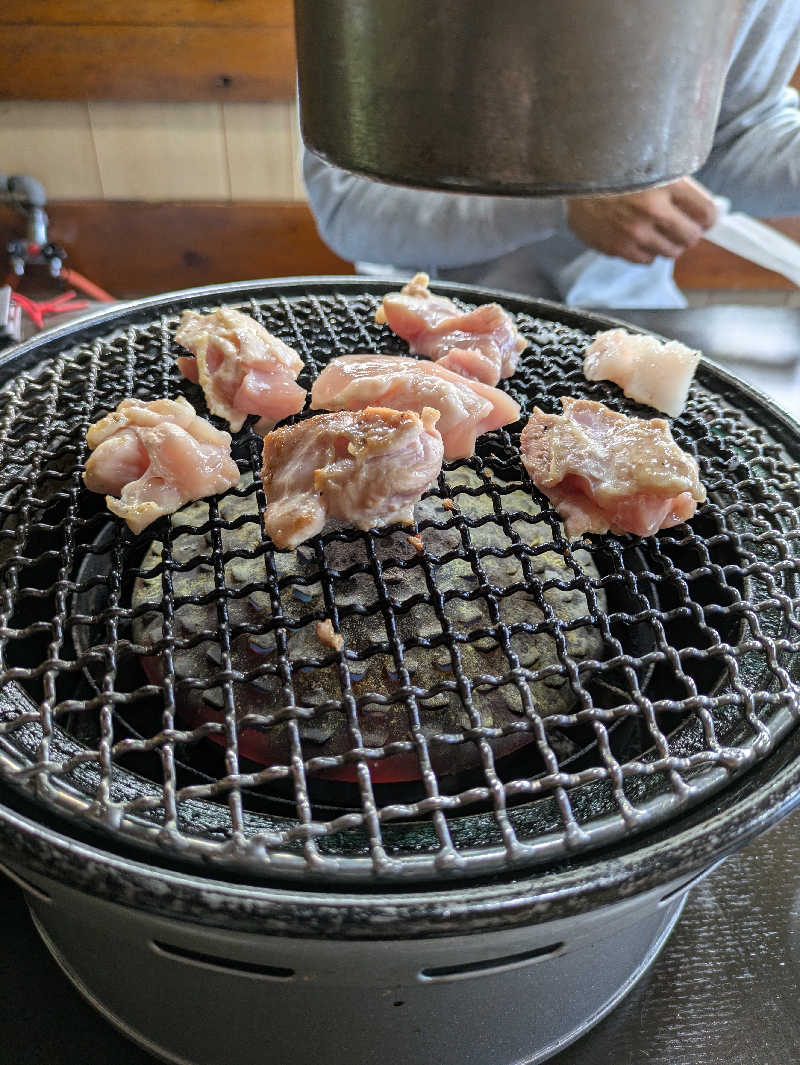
[0,278,798,1065]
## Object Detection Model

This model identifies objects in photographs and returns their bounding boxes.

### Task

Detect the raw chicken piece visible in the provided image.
[520,397,706,538]
[583,328,700,418]
[375,272,526,385]
[316,619,344,651]
[174,307,306,433]
[83,396,240,534]
[310,353,520,460]
[262,407,444,549]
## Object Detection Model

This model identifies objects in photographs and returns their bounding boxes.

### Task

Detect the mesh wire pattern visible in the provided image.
[0,280,798,882]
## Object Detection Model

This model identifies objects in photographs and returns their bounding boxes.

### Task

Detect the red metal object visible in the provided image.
[60,268,115,304]
[11,290,90,330]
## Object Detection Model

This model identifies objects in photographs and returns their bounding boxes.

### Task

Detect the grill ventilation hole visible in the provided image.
[151,941,295,980]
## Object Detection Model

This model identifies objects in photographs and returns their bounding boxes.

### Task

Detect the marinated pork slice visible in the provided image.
[174,307,306,434]
[520,397,706,538]
[83,396,240,534]
[375,272,526,385]
[310,354,520,460]
[583,328,700,418]
[261,407,444,549]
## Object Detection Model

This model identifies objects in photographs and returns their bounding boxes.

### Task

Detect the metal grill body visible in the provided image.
[10,850,691,1065]
[0,278,798,888]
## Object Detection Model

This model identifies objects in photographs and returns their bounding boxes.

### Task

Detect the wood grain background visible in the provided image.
[0,1,296,101]
[0,202,352,297]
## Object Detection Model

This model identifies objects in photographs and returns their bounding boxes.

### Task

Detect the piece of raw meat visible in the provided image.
[174,307,306,433]
[520,397,706,538]
[261,406,444,549]
[583,328,700,418]
[375,272,526,385]
[316,619,344,651]
[83,396,240,534]
[310,353,520,459]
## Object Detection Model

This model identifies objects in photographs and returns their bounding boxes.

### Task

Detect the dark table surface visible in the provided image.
[1,305,798,1064]
[0,806,798,1065]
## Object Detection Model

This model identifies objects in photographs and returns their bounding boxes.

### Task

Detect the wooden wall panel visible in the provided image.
[0,27,296,101]
[224,102,299,201]
[0,99,306,203]
[89,103,230,200]
[5,1,293,25]
[0,102,103,199]
[0,202,353,299]
[0,1,295,101]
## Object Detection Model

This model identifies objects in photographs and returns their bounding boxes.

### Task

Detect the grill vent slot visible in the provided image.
[420,941,565,981]
[151,941,295,980]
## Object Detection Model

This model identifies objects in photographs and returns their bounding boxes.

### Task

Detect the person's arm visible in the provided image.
[302,149,566,269]
[693,0,800,216]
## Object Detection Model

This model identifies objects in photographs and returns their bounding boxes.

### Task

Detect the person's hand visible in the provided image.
[566,177,718,265]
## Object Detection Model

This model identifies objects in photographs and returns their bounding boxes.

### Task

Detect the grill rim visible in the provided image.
[1,710,799,937]
[0,275,799,899]
[5,272,800,443]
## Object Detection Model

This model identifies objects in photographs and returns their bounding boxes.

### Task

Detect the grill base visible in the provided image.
[16,863,701,1065]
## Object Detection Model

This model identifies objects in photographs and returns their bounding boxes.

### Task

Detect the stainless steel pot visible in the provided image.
[295,0,744,195]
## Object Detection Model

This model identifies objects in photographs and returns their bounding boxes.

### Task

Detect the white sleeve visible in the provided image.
[302,149,566,270]
[694,0,800,216]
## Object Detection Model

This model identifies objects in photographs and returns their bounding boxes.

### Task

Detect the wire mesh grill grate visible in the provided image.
[0,279,798,882]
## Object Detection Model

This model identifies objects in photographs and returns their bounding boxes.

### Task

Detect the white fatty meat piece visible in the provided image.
[83,396,240,534]
[261,406,444,549]
[375,272,526,385]
[583,328,700,418]
[310,353,520,460]
[175,307,306,433]
[520,397,706,539]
